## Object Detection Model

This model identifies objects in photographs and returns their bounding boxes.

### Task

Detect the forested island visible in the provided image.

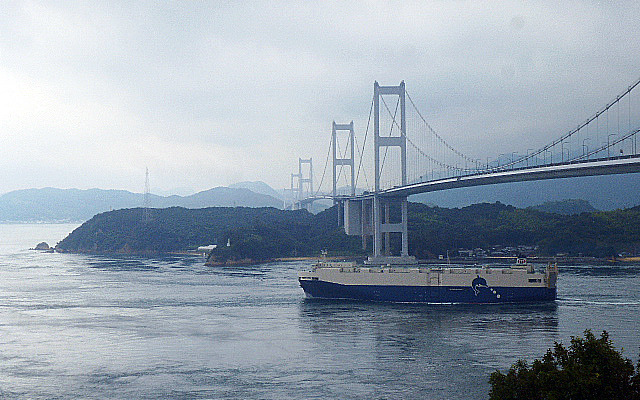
[54,202,640,264]
[55,206,361,262]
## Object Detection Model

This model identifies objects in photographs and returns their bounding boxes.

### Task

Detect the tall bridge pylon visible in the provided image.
[290,158,313,210]
[372,81,410,261]
[299,158,313,198]
[344,81,414,264]
[290,172,301,205]
[332,121,355,199]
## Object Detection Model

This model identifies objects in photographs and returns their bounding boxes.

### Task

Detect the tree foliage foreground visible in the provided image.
[489,330,640,400]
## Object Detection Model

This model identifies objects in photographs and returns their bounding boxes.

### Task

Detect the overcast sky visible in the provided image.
[1,1,639,195]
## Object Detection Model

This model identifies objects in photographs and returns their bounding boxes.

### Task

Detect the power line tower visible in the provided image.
[143,167,151,223]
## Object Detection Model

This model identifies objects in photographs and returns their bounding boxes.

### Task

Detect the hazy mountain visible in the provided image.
[229,181,282,200]
[8,173,637,223]
[153,187,281,209]
[528,199,598,215]
[0,186,282,222]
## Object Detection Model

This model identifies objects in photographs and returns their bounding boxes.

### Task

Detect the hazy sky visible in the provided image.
[1,1,639,195]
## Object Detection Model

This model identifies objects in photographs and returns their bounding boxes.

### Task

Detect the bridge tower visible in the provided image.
[290,172,301,209]
[332,121,355,200]
[342,82,414,263]
[371,81,411,262]
[292,158,313,211]
[299,158,313,198]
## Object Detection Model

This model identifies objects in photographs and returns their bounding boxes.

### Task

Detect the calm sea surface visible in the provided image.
[0,223,639,399]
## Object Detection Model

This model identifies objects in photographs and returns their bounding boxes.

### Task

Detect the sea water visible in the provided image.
[0,224,639,399]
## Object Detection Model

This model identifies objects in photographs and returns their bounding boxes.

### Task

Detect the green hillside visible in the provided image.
[55,206,364,261]
[408,202,640,258]
[55,202,640,262]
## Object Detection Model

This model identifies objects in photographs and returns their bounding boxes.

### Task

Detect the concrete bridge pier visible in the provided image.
[344,196,415,264]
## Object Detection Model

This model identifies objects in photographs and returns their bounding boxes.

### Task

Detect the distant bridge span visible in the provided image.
[295,155,640,205]
[291,78,640,261]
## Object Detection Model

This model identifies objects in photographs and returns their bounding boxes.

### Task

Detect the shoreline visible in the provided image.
[417,256,640,266]
[50,248,640,267]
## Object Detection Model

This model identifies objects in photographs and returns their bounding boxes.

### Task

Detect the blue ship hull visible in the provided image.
[299,279,556,304]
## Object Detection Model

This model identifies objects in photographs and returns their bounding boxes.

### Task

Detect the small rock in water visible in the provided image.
[34,242,51,250]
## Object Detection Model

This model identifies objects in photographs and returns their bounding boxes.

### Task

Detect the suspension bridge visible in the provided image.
[289,78,640,263]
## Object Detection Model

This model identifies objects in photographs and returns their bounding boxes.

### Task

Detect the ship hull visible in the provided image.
[298,261,558,304]
[299,279,556,303]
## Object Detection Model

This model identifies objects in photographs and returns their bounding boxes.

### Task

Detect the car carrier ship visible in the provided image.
[298,258,558,303]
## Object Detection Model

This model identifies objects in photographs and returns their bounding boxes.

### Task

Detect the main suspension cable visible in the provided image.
[406,91,477,165]
[355,97,374,189]
[313,132,333,197]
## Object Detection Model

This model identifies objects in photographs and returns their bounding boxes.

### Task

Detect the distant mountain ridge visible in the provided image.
[0,186,282,223]
[527,199,598,215]
[229,181,283,200]
[5,173,637,223]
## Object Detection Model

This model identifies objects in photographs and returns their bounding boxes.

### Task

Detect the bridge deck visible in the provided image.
[356,155,640,199]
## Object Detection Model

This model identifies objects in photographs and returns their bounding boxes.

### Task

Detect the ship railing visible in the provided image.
[388,268,411,273]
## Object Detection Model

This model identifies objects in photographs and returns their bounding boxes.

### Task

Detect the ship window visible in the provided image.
[528,278,541,283]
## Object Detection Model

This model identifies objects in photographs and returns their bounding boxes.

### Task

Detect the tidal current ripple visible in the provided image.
[0,224,638,399]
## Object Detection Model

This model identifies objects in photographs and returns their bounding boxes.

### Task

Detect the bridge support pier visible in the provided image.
[384,201,390,255]
[345,196,412,263]
[371,196,410,261]
[344,198,373,251]
[361,198,371,250]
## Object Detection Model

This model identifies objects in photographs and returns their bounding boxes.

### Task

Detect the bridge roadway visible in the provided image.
[355,154,640,199]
